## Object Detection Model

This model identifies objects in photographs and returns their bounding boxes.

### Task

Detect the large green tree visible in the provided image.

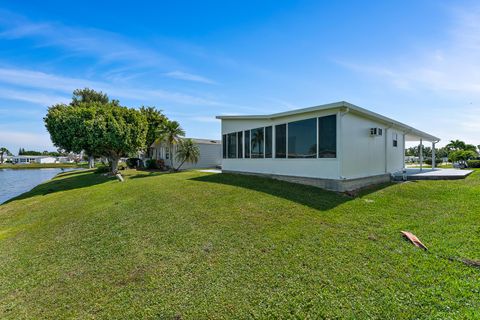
[156,120,185,171]
[139,106,167,157]
[0,147,11,164]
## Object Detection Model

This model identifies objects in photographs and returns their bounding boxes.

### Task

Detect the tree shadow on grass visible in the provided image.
[2,171,112,205]
[191,173,391,211]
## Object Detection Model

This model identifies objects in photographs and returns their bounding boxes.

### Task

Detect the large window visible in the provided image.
[222,134,227,159]
[251,127,264,158]
[244,130,250,158]
[275,124,286,158]
[288,118,317,158]
[227,132,237,158]
[265,126,272,158]
[318,115,337,158]
[237,131,243,158]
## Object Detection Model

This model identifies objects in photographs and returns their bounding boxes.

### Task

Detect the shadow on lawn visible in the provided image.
[191,173,390,211]
[2,170,111,205]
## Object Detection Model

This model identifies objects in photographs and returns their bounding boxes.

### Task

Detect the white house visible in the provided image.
[217,101,440,191]
[151,138,222,170]
[12,156,57,164]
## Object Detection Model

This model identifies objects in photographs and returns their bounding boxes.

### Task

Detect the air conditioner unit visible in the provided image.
[370,128,383,136]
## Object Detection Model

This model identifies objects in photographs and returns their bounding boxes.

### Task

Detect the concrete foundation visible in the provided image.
[222,170,391,192]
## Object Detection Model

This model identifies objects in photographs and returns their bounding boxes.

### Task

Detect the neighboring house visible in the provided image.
[12,156,57,164]
[151,138,222,169]
[0,155,12,164]
[57,156,75,163]
[217,101,440,191]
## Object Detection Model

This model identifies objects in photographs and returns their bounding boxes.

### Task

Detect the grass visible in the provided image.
[0,169,479,319]
[0,163,83,169]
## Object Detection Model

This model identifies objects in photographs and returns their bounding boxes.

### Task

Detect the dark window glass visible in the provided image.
[227,132,237,158]
[265,126,272,158]
[318,115,337,158]
[237,131,243,158]
[251,127,264,158]
[244,130,250,158]
[288,118,317,158]
[275,124,287,158]
[393,133,398,147]
[222,134,227,159]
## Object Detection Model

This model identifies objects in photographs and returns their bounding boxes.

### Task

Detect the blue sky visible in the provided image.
[0,0,479,153]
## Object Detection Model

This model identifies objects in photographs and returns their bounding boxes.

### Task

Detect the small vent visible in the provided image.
[370,128,383,136]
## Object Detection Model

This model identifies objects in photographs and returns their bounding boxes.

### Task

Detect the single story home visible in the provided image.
[12,156,57,164]
[151,138,222,170]
[216,101,440,191]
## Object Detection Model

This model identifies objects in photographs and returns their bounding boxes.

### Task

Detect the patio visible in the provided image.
[393,168,473,181]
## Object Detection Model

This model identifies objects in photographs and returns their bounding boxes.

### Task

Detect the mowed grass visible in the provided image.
[0,169,479,319]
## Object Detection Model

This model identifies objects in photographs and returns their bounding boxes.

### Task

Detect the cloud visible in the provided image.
[0,87,69,105]
[164,71,216,84]
[0,130,53,150]
[337,5,480,95]
[0,67,222,106]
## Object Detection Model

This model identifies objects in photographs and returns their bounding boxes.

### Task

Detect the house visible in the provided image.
[151,138,222,169]
[12,156,57,164]
[216,101,440,191]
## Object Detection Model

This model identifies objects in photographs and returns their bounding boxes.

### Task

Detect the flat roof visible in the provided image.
[216,101,440,142]
[151,137,221,148]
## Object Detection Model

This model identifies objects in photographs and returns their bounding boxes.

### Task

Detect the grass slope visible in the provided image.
[0,169,479,319]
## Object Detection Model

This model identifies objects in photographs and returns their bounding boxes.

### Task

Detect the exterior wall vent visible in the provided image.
[370,128,383,136]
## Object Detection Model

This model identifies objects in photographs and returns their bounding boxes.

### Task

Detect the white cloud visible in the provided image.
[0,130,53,151]
[164,71,216,84]
[0,67,222,106]
[338,6,480,95]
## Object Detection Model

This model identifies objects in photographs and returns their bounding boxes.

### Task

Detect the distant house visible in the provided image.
[57,156,75,163]
[217,101,440,191]
[12,156,57,164]
[151,138,222,169]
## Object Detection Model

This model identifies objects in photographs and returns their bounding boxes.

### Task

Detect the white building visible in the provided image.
[217,101,440,191]
[151,138,222,170]
[12,156,58,164]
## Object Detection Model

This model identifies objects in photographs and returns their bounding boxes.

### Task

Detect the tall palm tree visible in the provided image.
[446,139,466,151]
[175,138,200,171]
[0,147,11,164]
[251,129,264,157]
[156,120,185,171]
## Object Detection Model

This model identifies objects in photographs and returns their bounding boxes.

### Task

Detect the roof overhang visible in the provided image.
[216,101,440,143]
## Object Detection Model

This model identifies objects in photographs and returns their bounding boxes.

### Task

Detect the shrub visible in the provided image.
[425,158,442,165]
[467,160,480,168]
[95,164,109,173]
[145,159,158,169]
[126,158,142,168]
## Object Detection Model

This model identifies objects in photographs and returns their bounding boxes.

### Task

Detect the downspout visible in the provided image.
[338,107,350,179]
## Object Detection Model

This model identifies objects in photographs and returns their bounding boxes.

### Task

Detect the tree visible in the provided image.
[175,138,200,171]
[0,147,11,164]
[156,120,185,171]
[92,104,147,173]
[71,88,111,106]
[446,139,466,151]
[449,150,477,164]
[139,106,167,157]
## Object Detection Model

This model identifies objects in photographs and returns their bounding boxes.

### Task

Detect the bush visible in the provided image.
[425,158,442,165]
[126,158,142,168]
[467,160,480,168]
[145,159,158,169]
[95,164,109,173]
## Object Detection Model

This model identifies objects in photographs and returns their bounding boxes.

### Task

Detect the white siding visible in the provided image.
[152,141,221,169]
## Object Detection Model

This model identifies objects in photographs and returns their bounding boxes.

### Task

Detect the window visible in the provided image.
[227,132,237,158]
[275,124,287,158]
[265,126,272,158]
[393,133,398,147]
[237,131,243,158]
[288,118,317,158]
[222,134,227,159]
[244,130,250,158]
[318,115,337,158]
[251,127,264,158]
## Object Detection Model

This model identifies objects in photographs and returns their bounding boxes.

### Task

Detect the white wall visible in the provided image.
[341,112,405,179]
[221,108,341,179]
[37,157,57,164]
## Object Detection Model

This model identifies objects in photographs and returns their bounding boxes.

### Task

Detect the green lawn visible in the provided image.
[0,169,479,319]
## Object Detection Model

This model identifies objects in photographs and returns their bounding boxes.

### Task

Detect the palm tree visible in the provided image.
[175,139,200,171]
[446,139,466,151]
[0,147,11,164]
[251,129,264,157]
[156,120,185,171]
